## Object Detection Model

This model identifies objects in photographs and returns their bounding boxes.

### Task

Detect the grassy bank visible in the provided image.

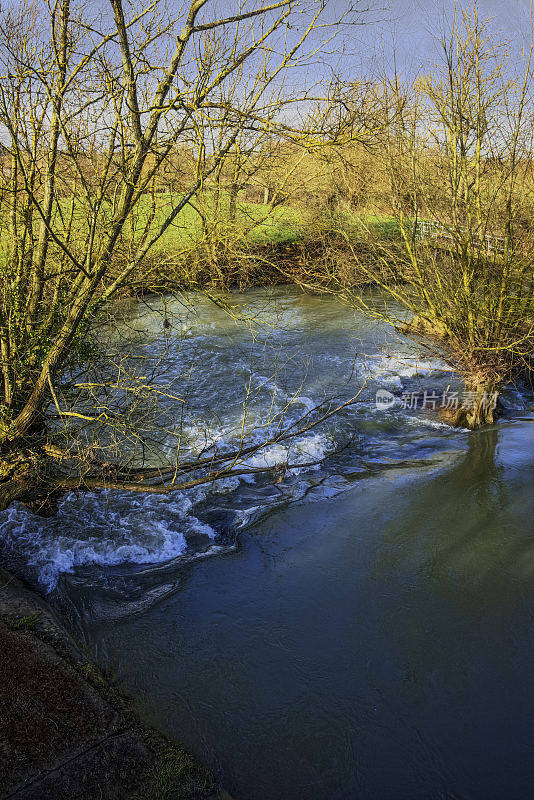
[93,194,401,293]
[0,565,230,800]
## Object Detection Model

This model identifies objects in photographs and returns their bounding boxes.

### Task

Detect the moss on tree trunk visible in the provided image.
[0,455,33,511]
[0,447,56,513]
[440,379,499,429]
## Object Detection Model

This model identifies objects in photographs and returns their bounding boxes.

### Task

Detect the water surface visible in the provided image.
[2,288,533,799]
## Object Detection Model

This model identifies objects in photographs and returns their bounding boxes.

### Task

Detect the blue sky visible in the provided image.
[356,0,533,75]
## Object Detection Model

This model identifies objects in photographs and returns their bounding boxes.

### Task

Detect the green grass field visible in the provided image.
[121,193,303,253]
[0,194,399,286]
[50,192,399,256]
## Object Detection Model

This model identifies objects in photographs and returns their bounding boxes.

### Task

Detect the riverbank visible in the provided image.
[121,235,399,296]
[0,565,231,800]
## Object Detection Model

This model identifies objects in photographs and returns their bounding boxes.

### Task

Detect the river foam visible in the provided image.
[0,491,216,592]
[0,288,486,595]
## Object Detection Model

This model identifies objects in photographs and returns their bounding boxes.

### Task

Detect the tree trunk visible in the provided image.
[0,454,36,512]
[440,378,499,429]
[464,381,499,428]
[229,182,238,223]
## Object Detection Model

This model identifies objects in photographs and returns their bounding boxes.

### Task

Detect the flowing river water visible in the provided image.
[2,287,534,799]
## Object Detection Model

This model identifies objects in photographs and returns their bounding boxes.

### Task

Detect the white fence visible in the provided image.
[414,219,506,254]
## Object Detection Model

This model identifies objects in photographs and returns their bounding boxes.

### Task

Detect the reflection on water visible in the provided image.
[84,423,534,800]
[2,288,534,799]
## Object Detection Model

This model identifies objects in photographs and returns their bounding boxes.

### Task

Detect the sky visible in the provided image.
[3,0,530,102]
[81,0,534,69]
[352,0,534,76]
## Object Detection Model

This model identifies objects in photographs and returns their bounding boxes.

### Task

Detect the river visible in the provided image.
[2,287,534,799]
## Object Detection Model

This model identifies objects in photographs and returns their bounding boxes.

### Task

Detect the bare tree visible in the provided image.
[0,0,364,509]
[337,4,534,427]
